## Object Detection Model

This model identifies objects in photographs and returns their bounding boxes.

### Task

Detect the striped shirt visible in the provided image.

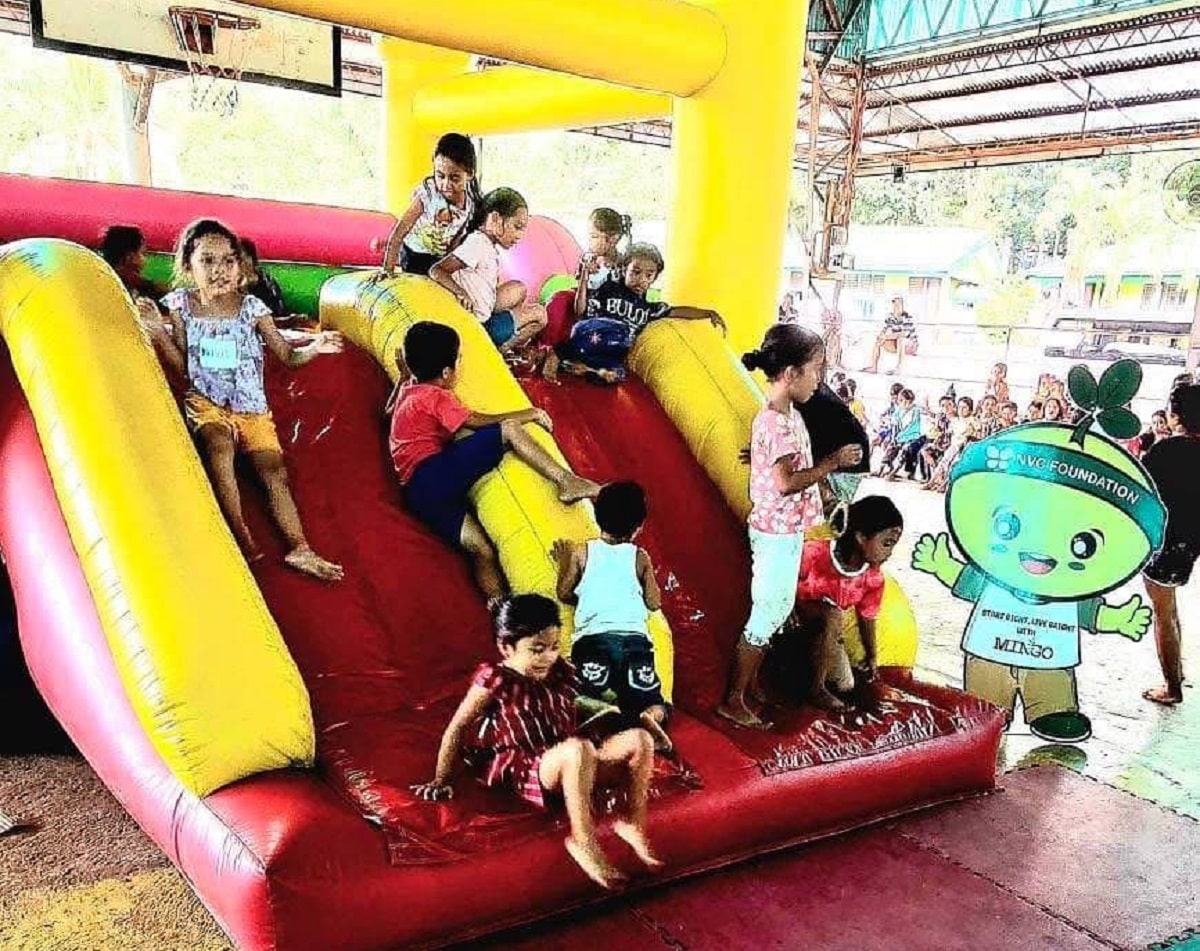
[883,309,917,339]
[467,659,579,804]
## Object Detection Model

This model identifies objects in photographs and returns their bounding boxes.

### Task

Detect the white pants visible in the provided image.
[742,528,805,648]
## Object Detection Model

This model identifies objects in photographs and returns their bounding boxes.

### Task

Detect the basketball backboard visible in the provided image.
[30,0,341,96]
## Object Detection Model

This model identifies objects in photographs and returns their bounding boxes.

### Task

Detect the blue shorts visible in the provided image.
[572,633,665,718]
[557,317,634,371]
[404,425,505,544]
[484,311,516,346]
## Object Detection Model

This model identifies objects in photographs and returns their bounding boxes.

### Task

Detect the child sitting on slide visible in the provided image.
[386,321,600,601]
[791,495,902,710]
[552,482,672,753]
[141,218,344,581]
[428,187,548,353]
[412,594,662,890]
[543,243,725,384]
[379,133,482,278]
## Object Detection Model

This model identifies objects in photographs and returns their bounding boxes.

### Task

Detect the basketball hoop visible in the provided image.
[168,6,260,116]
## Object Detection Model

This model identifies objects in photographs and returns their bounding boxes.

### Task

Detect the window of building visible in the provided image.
[1161,282,1186,309]
[1141,283,1159,308]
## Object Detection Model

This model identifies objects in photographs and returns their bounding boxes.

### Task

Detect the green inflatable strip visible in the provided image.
[142,253,351,318]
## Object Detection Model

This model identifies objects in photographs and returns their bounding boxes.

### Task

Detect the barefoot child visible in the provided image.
[146,219,343,581]
[718,325,863,728]
[544,242,724,384]
[387,322,600,600]
[379,133,482,278]
[412,594,663,889]
[428,187,547,353]
[552,482,672,752]
[793,495,903,710]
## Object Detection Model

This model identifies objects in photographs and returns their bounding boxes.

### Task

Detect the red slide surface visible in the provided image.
[0,173,393,266]
[0,343,1005,951]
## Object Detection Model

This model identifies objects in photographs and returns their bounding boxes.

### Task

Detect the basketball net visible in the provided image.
[168,7,260,117]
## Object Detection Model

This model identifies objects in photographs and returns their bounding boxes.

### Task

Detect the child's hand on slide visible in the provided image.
[410,780,453,802]
[310,331,344,355]
[708,310,727,333]
[526,408,554,432]
[551,539,572,563]
[738,446,751,465]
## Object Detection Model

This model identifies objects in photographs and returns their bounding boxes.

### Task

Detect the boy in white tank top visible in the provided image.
[552,482,671,752]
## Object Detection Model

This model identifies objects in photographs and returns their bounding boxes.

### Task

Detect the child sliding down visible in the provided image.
[553,482,672,752]
[143,218,343,581]
[412,595,663,889]
[387,322,600,600]
[793,496,903,710]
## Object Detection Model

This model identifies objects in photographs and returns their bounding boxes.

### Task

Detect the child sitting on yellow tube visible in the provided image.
[428,187,548,354]
[386,321,601,601]
[544,242,725,385]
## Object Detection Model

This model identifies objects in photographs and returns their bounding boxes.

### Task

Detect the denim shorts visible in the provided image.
[404,425,505,544]
[484,311,516,346]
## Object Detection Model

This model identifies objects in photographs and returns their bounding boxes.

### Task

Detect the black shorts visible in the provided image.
[1144,539,1199,588]
[572,634,664,718]
[400,247,441,277]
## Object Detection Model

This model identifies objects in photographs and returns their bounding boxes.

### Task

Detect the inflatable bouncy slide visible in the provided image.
[0,3,1003,948]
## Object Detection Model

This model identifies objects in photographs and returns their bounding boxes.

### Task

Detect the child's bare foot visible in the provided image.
[564,836,625,889]
[716,701,772,730]
[558,475,602,504]
[285,546,344,582]
[809,687,847,712]
[639,710,673,754]
[1143,684,1184,706]
[612,820,664,870]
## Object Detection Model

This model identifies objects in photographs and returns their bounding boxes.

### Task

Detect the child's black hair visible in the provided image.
[239,237,261,265]
[404,321,461,382]
[174,218,240,286]
[900,388,915,402]
[889,382,904,397]
[434,133,485,229]
[620,242,665,276]
[1001,401,1018,413]
[594,481,647,540]
[480,186,527,224]
[591,208,633,248]
[1170,383,1200,435]
[99,225,145,267]
[959,396,975,413]
[492,593,561,647]
[833,495,903,560]
[741,324,824,381]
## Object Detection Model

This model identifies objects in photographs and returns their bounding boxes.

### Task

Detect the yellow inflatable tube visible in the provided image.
[0,240,314,796]
[630,319,919,669]
[319,273,677,698]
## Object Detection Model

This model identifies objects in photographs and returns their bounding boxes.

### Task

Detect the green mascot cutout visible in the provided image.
[912,361,1166,743]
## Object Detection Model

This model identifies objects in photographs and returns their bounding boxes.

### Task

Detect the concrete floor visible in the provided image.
[883,476,1199,821]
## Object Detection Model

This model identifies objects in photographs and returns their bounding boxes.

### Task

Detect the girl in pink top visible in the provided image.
[718,325,863,728]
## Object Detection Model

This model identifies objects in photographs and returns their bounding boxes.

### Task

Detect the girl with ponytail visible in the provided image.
[718,325,864,728]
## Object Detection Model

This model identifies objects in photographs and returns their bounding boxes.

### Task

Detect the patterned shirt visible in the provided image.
[466,660,579,792]
[748,405,824,535]
[404,177,475,258]
[163,290,271,415]
[883,309,917,339]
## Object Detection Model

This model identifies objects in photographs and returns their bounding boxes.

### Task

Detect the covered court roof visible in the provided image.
[2,0,1198,174]
[585,1,1200,175]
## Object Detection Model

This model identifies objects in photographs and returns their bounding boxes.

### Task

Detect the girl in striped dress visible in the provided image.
[412,594,662,889]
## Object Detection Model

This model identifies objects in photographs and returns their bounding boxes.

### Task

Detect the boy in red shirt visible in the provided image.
[387,321,601,599]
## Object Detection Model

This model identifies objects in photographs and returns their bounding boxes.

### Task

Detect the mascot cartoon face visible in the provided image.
[947,423,1164,603]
